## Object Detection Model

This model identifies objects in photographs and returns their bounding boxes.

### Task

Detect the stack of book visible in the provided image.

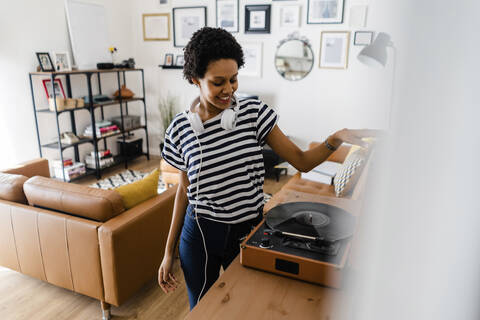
[51,158,86,181]
[301,161,342,185]
[83,121,120,137]
[85,149,115,169]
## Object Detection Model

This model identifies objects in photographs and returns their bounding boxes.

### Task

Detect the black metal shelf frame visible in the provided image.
[158,65,183,69]
[29,69,150,182]
[87,152,147,172]
[41,137,93,150]
[35,97,145,114]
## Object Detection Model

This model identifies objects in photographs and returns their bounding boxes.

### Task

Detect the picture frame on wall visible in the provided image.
[239,42,263,77]
[245,5,271,34]
[36,52,55,72]
[164,54,174,66]
[216,0,239,33]
[143,13,170,41]
[354,31,374,46]
[279,5,301,28]
[173,6,207,47]
[53,52,72,71]
[307,0,344,24]
[42,79,66,99]
[319,31,350,69]
[175,55,185,66]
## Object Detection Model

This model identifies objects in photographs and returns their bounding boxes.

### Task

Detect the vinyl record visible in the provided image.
[265,202,356,242]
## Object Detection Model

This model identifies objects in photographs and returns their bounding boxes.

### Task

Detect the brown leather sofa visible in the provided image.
[0,159,176,320]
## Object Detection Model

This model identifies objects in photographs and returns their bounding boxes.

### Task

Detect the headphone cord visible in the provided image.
[192,128,208,305]
[190,95,238,305]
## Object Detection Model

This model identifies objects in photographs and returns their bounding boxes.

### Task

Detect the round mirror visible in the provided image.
[275,39,314,81]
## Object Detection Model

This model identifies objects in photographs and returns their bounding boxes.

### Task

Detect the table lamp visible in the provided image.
[357,32,396,128]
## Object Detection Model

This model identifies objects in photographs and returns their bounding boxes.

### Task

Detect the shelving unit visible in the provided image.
[29,68,150,182]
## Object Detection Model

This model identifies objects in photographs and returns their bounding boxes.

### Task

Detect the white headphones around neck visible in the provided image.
[186,96,238,134]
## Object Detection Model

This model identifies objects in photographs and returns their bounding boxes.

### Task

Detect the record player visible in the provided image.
[240,202,356,288]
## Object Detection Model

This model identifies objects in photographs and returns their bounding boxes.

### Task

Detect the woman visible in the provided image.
[158,27,375,309]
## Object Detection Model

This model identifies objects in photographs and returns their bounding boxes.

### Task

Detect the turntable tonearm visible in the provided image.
[240,202,356,288]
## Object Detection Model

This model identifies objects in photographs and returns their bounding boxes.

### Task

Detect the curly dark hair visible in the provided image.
[183,27,244,84]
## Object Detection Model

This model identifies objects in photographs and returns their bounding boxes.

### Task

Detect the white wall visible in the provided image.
[131,0,393,153]
[0,0,135,168]
[341,1,480,319]
[1,0,392,168]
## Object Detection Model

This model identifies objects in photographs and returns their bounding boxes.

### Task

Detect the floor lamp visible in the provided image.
[357,32,396,129]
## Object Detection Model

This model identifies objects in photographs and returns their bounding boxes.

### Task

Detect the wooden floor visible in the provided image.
[0,156,292,320]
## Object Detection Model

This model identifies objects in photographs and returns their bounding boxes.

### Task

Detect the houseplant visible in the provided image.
[158,93,179,154]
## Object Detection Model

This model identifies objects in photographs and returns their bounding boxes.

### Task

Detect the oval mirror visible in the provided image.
[275,38,314,81]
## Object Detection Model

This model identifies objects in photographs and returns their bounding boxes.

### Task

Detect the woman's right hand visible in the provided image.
[158,253,178,293]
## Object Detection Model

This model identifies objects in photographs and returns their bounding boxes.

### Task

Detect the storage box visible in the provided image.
[76,98,85,108]
[109,115,141,131]
[65,98,77,109]
[117,137,143,157]
[48,98,66,111]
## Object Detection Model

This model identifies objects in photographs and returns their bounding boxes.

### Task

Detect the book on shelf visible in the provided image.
[301,161,342,185]
[51,158,73,168]
[91,149,112,159]
[83,121,120,137]
[52,162,86,181]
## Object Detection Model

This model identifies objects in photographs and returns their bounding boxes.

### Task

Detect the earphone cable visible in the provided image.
[192,117,208,305]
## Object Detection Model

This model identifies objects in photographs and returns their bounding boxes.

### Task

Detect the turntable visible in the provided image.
[240,202,356,288]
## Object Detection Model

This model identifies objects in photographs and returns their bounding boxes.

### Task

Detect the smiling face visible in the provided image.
[193,58,239,113]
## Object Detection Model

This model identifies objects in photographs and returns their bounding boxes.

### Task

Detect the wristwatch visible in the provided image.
[324,137,338,151]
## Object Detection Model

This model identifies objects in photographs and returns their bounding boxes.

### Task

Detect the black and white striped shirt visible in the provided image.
[161,99,278,224]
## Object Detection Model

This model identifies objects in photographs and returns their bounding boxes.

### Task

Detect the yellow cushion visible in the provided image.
[115,169,159,209]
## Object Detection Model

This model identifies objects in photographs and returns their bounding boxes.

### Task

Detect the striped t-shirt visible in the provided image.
[161,99,278,224]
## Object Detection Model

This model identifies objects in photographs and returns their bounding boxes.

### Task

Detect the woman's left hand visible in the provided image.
[330,128,383,148]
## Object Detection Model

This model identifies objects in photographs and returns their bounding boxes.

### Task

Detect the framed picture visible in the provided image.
[279,5,301,28]
[36,52,55,72]
[42,79,66,99]
[319,31,350,69]
[245,5,271,34]
[239,42,263,77]
[159,0,168,4]
[307,0,344,24]
[173,7,207,47]
[354,31,374,46]
[175,55,185,66]
[143,13,170,41]
[349,5,368,27]
[164,54,174,66]
[53,52,72,71]
[216,0,239,33]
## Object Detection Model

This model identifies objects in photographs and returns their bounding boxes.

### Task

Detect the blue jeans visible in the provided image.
[179,204,262,310]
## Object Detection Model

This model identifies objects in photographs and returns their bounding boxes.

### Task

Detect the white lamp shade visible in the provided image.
[358,32,391,67]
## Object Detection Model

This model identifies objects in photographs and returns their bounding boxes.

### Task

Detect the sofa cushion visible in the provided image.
[2,158,50,178]
[23,176,125,222]
[115,169,159,209]
[0,173,29,204]
[334,149,367,197]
